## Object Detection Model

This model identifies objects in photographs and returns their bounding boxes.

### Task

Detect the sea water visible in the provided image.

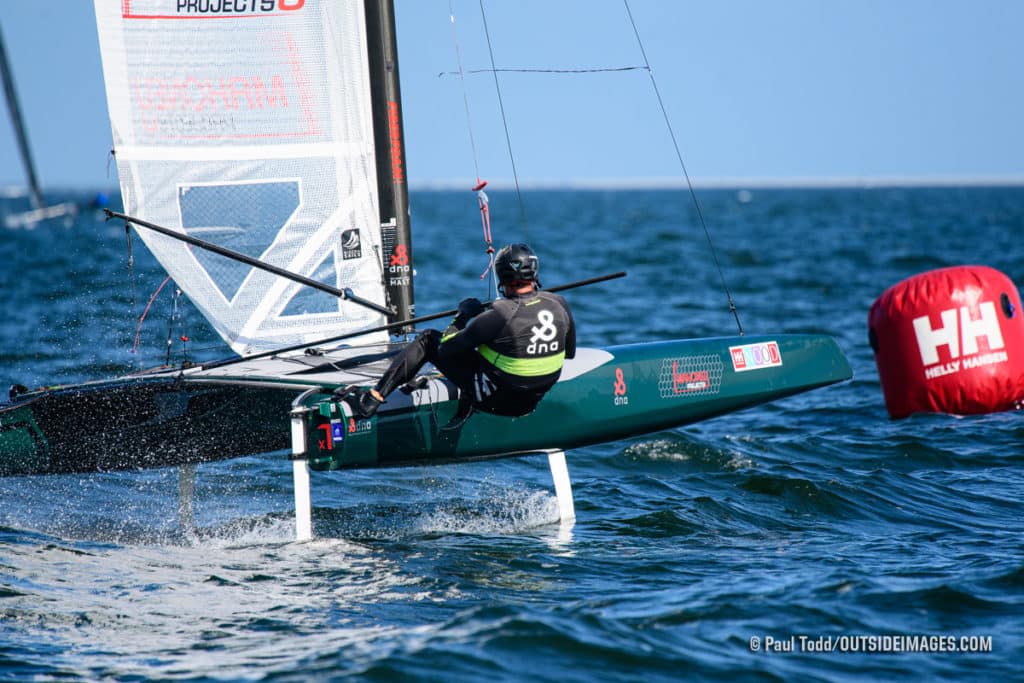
[0,186,1021,681]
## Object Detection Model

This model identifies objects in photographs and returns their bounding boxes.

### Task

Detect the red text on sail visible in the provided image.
[132,74,292,135]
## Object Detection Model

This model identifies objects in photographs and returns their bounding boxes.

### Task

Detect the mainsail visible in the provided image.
[94,0,394,355]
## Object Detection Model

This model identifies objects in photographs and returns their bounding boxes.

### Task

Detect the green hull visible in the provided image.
[298,334,852,471]
[0,334,850,476]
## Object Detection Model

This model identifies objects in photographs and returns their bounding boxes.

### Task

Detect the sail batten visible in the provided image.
[114,143,372,161]
[95,0,390,356]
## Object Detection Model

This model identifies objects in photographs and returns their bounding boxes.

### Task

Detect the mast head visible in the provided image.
[495,243,539,289]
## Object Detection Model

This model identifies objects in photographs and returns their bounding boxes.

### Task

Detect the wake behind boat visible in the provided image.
[0,0,851,539]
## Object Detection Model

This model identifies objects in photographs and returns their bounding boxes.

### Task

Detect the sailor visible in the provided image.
[345,243,576,425]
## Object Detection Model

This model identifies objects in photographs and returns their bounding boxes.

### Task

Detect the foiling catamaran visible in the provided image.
[0,22,78,228]
[0,1,851,540]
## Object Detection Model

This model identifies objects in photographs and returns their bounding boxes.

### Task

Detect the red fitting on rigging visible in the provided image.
[475,180,495,281]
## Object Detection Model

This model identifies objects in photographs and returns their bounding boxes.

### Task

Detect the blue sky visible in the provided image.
[1,0,1023,191]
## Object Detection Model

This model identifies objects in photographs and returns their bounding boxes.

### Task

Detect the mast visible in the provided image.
[364,0,415,333]
[0,23,44,210]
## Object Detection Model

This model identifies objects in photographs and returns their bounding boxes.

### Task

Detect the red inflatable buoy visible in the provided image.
[868,265,1024,418]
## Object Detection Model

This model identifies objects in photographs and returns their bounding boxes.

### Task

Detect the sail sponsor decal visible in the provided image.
[127,64,319,139]
[118,14,321,139]
[658,355,723,398]
[341,229,362,260]
[123,0,306,19]
[132,74,291,128]
[914,301,1008,380]
[613,367,629,406]
[729,341,782,372]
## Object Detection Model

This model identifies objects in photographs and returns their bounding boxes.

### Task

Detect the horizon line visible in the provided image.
[4,174,1024,195]
[409,175,1024,191]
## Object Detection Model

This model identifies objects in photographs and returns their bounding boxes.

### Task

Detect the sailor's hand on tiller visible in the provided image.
[457,297,485,319]
[452,297,485,330]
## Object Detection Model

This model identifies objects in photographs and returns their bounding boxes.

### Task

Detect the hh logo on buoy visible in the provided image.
[913,302,1008,379]
[870,265,1024,418]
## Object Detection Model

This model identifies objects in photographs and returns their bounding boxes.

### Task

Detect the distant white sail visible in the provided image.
[94,0,388,355]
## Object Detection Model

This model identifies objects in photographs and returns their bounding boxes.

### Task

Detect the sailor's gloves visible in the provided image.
[453,297,485,329]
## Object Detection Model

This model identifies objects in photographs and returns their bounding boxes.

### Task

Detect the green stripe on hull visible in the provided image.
[304,334,851,471]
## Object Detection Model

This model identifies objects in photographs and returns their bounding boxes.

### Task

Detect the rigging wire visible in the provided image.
[449,2,482,184]
[165,287,190,366]
[477,0,530,244]
[371,243,390,311]
[450,1,498,298]
[130,274,172,356]
[438,66,648,77]
[178,288,190,365]
[622,0,744,335]
[449,2,740,332]
[124,224,139,365]
[123,221,193,366]
[165,290,177,366]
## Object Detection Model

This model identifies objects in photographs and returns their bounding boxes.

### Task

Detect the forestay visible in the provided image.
[94,0,388,355]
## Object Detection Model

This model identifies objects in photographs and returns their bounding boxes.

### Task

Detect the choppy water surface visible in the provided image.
[1,187,1022,681]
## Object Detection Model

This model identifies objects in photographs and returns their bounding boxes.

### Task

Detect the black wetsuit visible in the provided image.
[374,289,576,417]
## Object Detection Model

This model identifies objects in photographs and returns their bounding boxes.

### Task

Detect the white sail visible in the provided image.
[94,0,388,355]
